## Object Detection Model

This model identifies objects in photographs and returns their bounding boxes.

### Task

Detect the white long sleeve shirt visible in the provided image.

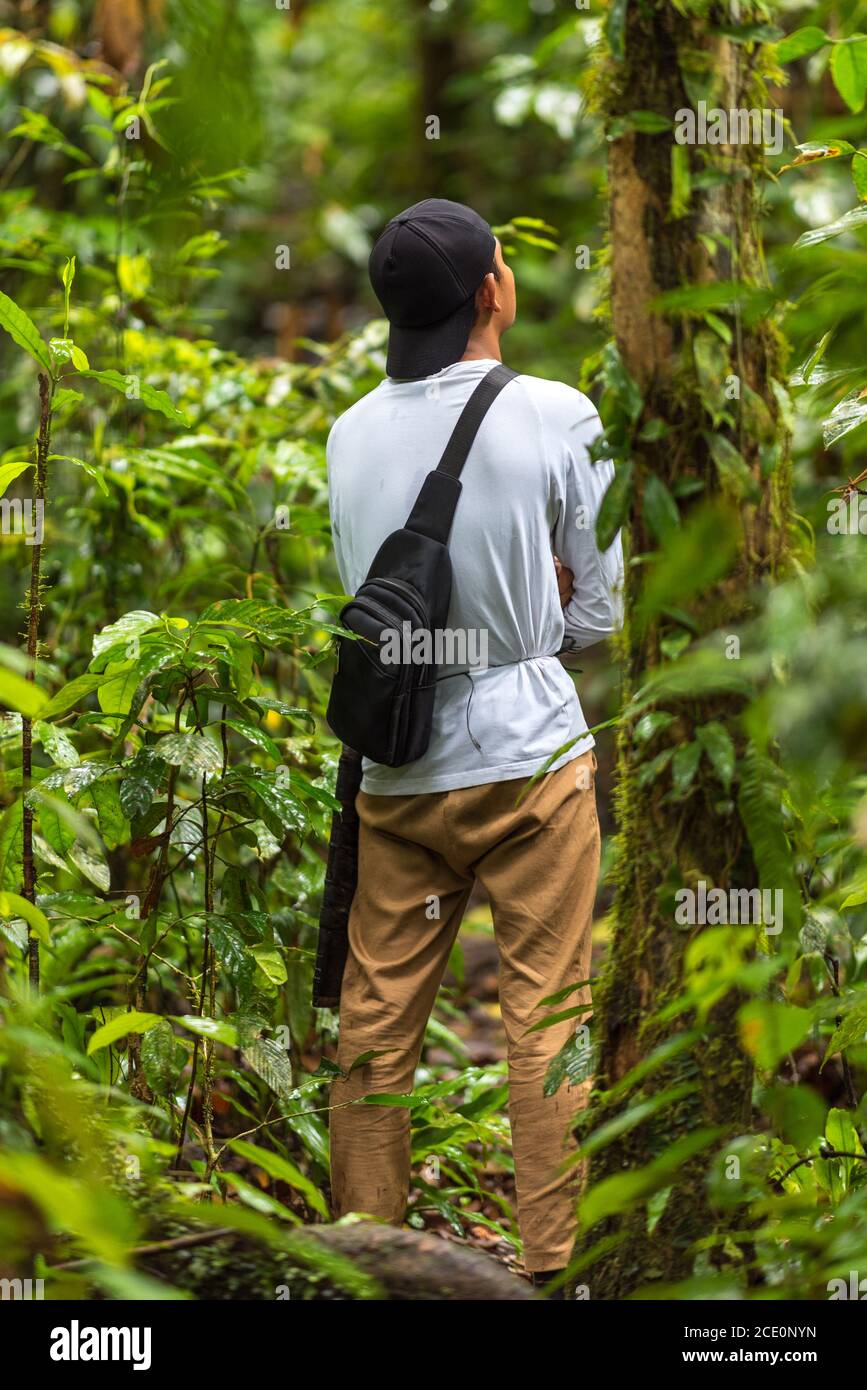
[326,357,623,794]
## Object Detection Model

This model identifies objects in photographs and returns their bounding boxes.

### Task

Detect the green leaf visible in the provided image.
[173,1014,238,1047]
[670,143,691,219]
[0,800,24,890]
[580,1129,722,1230]
[30,781,103,847]
[801,330,834,384]
[231,768,305,837]
[36,790,77,856]
[249,943,287,986]
[36,721,78,768]
[695,721,735,790]
[69,842,110,892]
[0,667,48,717]
[198,598,301,643]
[634,711,675,744]
[97,660,147,718]
[824,1003,867,1060]
[93,611,162,660]
[607,110,672,139]
[88,779,129,852]
[221,1172,302,1224]
[52,387,84,412]
[795,203,867,248]
[631,648,755,712]
[637,747,674,787]
[227,1138,329,1219]
[578,1083,694,1159]
[119,750,164,819]
[825,1108,865,1194]
[141,1019,186,1097]
[61,256,75,337]
[790,139,856,165]
[208,916,251,980]
[670,741,702,798]
[636,499,739,629]
[0,460,35,497]
[0,891,51,946]
[642,474,680,543]
[241,1032,294,1099]
[853,155,867,201]
[739,1001,811,1071]
[47,453,107,495]
[596,461,633,552]
[87,1010,163,1055]
[821,387,867,448]
[248,696,315,728]
[9,108,91,164]
[737,744,800,934]
[155,731,223,777]
[544,1029,596,1096]
[763,1083,826,1150]
[776,26,828,63]
[831,37,867,114]
[0,289,52,371]
[40,671,122,721]
[841,886,867,911]
[117,253,152,299]
[78,369,190,426]
[606,0,628,62]
[224,719,281,762]
[704,432,760,502]
[715,22,782,44]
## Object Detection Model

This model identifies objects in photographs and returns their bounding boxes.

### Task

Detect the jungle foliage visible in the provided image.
[0,0,866,1300]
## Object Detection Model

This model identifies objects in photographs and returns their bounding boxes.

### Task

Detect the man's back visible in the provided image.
[327,357,623,795]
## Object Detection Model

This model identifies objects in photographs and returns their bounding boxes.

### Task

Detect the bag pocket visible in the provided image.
[327,591,420,765]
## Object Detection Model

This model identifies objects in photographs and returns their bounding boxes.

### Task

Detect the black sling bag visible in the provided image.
[325,362,517,766]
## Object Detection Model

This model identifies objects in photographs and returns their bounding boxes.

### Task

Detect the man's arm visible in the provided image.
[325,418,352,597]
[549,395,624,650]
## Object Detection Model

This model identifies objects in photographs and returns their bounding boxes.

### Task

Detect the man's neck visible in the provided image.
[461,327,502,363]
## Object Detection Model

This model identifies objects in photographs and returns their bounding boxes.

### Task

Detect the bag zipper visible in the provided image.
[365,576,431,628]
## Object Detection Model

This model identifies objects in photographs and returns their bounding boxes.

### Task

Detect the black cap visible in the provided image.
[368,199,496,380]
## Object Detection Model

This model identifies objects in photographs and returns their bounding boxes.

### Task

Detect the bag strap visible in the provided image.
[434,362,518,479]
[404,363,518,543]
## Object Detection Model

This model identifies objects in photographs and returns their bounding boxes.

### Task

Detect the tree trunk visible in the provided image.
[575,4,791,1297]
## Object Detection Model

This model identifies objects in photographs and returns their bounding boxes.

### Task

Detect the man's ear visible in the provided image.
[475,272,499,317]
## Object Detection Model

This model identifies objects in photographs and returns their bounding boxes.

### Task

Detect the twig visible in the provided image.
[50,1226,240,1273]
[772,1147,867,1189]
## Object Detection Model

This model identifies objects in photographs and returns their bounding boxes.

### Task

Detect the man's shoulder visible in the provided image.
[513,372,600,432]
[327,380,389,453]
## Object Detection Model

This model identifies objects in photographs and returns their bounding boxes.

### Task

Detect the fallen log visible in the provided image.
[300,1223,533,1301]
[49,1219,534,1300]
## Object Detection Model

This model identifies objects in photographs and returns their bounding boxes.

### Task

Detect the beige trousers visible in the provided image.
[329,750,599,1272]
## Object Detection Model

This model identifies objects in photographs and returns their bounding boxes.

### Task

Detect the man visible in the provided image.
[325,198,623,1284]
